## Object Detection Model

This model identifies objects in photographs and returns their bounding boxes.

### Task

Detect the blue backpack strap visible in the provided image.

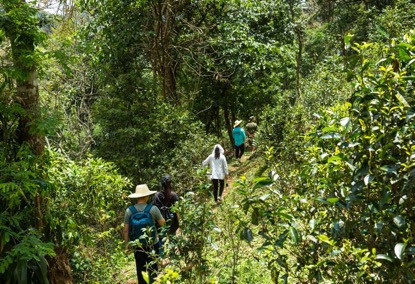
[129,205,138,215]
[144,204,152,213]
[144,204,154,226]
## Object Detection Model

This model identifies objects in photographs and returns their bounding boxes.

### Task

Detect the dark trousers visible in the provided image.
[212,179,224,202]
[235,144,245,159]
[134,242,160,284]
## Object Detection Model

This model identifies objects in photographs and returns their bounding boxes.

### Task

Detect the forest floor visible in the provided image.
[120,151,264,283]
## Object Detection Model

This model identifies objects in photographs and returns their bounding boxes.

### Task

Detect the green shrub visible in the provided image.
[47,150,131,282]
[242,30,415,282]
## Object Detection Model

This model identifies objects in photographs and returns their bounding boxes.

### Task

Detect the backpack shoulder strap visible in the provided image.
[129,205,138,215]
[144,204,153,213]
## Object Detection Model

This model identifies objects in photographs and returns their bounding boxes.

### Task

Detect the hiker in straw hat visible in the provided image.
[232,119,246,162]
[123,184,165,284]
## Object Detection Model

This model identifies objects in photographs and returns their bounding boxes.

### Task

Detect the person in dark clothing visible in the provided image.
[152,174,180,234]
[246,116,258,152]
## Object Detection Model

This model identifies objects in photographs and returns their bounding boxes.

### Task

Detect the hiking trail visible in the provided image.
[120,152,259,283]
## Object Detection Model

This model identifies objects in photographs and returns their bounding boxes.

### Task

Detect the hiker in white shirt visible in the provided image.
[202,144,229,202]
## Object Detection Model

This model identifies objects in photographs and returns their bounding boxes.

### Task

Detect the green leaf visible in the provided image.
[16,260,27,284]
[394,243,407,260]
[37,256,49,284]
[327,197,339,204]
[142,271,150,283]
[328,155,342,164]
[339,117,350,127]
[322,126,338,133]
[309,219,317,230]
[396,92,410,108]
[277,208,293,220]
[260,194,270,201]
[380,164,400,175]
[321,133,341,140]
[407,108,415,121]
[376,25,389,39]
[364,174,374,185]
[276,230,289,248]
[251,208,259,225]
[376,254,393,262]
[397,47,410,61]
[317,234,334,246]
[253,177,273,189]
[393,215,405,228]
[241,227,253,243]
[213,227,222,233]
[344,33,353,49]
[315,197,331,205]
[289,227,299,245]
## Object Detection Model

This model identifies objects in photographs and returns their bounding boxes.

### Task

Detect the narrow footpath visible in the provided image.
[121,152,258,283]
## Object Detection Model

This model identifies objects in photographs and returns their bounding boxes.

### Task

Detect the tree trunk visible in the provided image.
[7,2,45,232]
[150,0,179,103]
[4,1,73,282]
[14,68,45,155]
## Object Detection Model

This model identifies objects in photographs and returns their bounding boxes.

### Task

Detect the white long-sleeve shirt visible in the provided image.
[202,153,228,180]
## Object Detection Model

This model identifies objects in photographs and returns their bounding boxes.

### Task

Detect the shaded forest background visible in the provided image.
[1,0,415,283]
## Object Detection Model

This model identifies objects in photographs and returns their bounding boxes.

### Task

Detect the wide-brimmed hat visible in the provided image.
[234,120,242,128]
[128,184,157,198]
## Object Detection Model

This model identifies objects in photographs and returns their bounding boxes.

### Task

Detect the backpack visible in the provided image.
[128,204,156,246]
[159,205,179,234]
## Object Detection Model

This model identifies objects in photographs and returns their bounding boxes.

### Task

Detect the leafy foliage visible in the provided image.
[2,0,415,282]
[0,145,54,283]
[241,31,415,282]
[46,150,131,282]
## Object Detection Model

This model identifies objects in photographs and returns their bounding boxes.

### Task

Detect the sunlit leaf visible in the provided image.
[364,174,374,185]
[376,254,393,262]
[393,215,405,228]
[394,243,407,260]
[340,117,350,127]
[321,133,341,140]
[327,197,339,204]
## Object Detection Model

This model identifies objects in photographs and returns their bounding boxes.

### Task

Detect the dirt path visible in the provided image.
[121,153,255,283]
[222,154,255,199]
[221,154,249,199]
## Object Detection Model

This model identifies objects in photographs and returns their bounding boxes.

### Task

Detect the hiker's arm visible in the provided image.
[153,206,166,226]
[202,156,210,166]
[223,158,229,178]
[158,217,166,226]
[123,224,129,248]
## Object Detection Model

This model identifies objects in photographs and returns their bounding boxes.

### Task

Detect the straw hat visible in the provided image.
[233,120,242,128]
[128,184,157,198]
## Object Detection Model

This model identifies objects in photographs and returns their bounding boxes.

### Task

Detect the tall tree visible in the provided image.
[1,0,44,155]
